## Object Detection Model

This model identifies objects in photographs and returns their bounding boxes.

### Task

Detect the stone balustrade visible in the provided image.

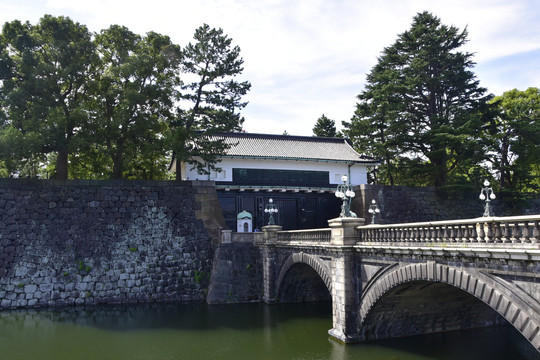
[277,228,332,244]
[259,215,540,248]
[356,215,540,248]
[220,230,264,243]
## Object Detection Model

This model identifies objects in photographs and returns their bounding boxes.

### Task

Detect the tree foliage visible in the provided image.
[344,11,492,188]
[0,17,250,180]
[486,88,540,195]
[313,114,339,137]
[0,15,96,179]
[80,25,181,179]
[170,24,251,180]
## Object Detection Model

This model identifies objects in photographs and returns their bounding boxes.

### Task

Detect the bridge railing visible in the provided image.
[277,228,331,244]
[356,215,540,248]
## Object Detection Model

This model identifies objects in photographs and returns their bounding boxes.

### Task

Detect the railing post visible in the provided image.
[460,225,468,243]
[441,225,448,243]
[435,226,442,243]
[484,222,494,243]
[457,225,464,243]
[262,225,282,244]
[328,217,365,246]
[500,222,510,243]
[448,225,456,243]
[493,222,502,243]
[467,224,476,243]
[529,221,540,244]
[476,221,485,243]
[520,222,531,243]
[509,222,518,244]
[220,229,232,244]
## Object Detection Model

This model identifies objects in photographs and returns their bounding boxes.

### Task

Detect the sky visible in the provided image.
[1,0,540,136]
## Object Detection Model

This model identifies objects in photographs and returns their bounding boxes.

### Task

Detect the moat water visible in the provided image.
[0,302,538,360]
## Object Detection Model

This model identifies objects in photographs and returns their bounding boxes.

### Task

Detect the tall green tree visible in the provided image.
[313,114,338,137]
[170,24,251,180]
[344,11,492,188]
[344,93,402,185]
[0,15,96,179]
[80,25,181,179]
[486,88,540,194]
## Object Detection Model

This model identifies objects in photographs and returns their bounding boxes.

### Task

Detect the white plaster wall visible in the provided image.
[184,158,368,186]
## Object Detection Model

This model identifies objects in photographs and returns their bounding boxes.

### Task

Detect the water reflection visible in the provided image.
[0,302,538,360]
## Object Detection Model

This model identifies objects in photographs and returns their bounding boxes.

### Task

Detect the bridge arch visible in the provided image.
[276,252,332,300]
[358,262,540,351]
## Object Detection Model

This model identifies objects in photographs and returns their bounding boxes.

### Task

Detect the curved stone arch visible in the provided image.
[276,252,332,296]
[358,262,540,351]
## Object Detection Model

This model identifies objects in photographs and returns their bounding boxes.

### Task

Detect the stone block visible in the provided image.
[75,283,88,292]
[24,284,37,294]
[15,266,28,277]
[39,283,53,292]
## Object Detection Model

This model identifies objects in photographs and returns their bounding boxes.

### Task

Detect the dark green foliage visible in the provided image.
[344,11,492,187]
[486,88,540,197]
[169,24,251,180]
[0,17,249,180]
[0,15,96,179]
[80,25,181,179]
[313,114,339,137]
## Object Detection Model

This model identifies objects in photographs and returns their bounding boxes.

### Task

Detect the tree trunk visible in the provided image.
[55,149,69,180]
[112,141,124,180]
[499,133,510,189]
[431,152,448,188]
[112,153,124,179]
[175,156,183,181]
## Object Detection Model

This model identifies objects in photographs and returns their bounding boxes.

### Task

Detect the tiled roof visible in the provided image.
[211,133,376,163]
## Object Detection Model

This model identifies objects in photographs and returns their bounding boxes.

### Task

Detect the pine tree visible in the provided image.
[344,11,491,187]
[170,24,251,180]
[313,114,338,137]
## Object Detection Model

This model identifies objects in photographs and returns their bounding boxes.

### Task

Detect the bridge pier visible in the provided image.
[259,218,366,342]
[327,217,364,343]
[328,249,360,343]
[261,225,282,303]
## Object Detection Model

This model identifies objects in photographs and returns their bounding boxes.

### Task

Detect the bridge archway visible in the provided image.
[276,253,332,302]
[358,262,540,351]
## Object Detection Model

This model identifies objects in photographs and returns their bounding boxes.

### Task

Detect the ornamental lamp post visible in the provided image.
[368,199,380,224]
[264,198,278,225]
[479,179,496,217]
[335,175,355,217]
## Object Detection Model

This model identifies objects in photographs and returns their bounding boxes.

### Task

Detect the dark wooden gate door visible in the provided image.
[273,198,298,230]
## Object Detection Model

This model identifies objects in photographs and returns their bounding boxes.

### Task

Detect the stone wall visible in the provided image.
[354,184,540,224]
[0,179,219,309]
[206,243,262,304]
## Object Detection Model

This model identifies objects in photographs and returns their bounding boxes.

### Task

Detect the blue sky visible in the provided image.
[1,0,540,135]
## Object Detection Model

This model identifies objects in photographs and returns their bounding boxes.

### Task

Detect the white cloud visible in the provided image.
[1,0,540,135]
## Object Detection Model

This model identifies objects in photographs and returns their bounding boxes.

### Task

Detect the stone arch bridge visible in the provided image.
[256,215,540,353]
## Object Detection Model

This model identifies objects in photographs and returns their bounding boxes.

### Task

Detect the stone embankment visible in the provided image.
[206,242,263,304]
[355,184,540,223]
[0,179,218,309]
